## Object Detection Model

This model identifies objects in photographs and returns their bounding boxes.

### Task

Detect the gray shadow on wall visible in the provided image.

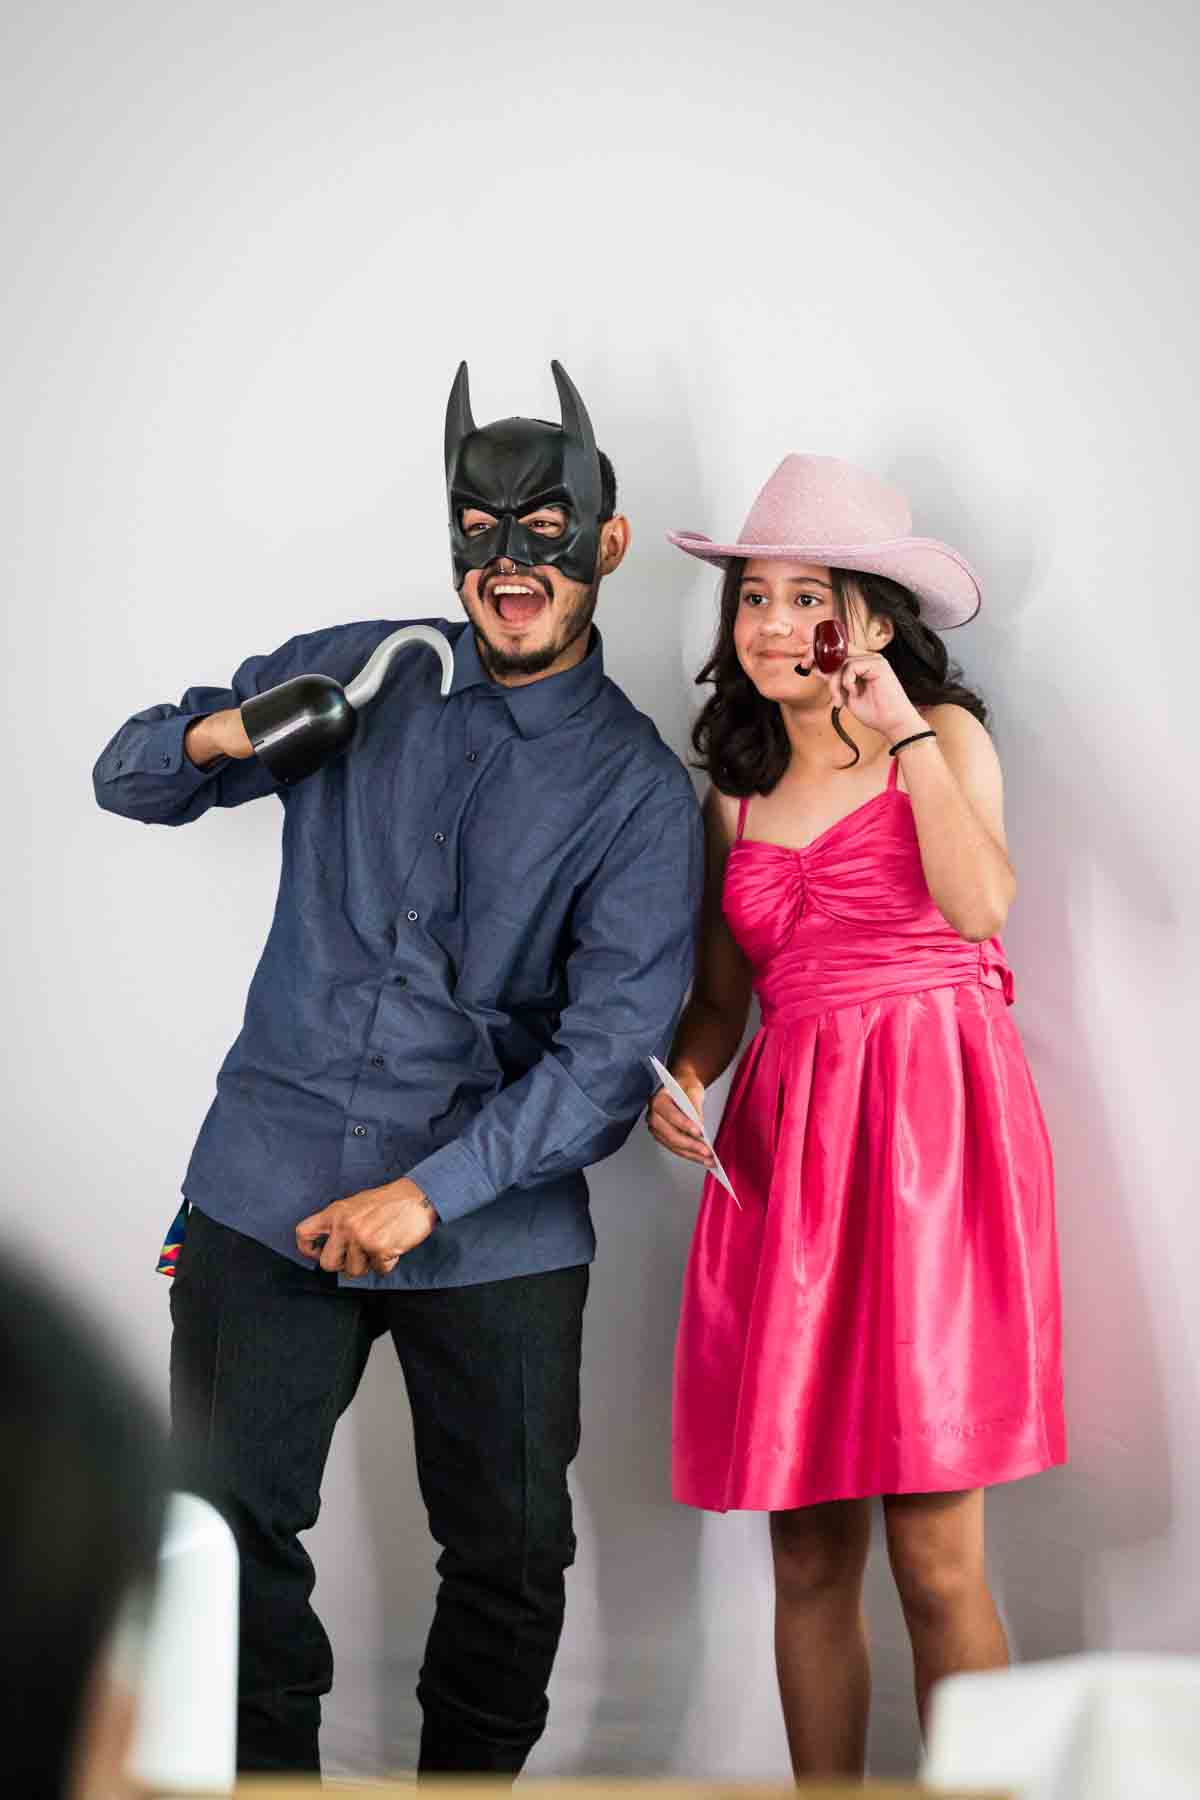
[558,1136,708,1773]
[971,648,1180,1665]
[857,446,1179,1778]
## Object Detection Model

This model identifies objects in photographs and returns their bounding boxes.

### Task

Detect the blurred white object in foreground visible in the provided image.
[128,1492,239,1795]
[923,1653,1200,1799]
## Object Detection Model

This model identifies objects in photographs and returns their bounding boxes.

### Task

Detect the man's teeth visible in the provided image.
[493,585,537,596]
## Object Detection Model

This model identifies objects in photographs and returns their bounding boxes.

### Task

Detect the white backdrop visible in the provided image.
[3,0,1197,1778]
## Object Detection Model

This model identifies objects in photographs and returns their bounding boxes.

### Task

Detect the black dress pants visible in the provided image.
[169,1206,588,1776]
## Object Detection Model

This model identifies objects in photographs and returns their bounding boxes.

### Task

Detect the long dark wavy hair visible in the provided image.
[692,560,989,794]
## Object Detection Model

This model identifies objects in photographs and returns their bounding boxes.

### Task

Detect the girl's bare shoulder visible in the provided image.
[920,703,1000,770]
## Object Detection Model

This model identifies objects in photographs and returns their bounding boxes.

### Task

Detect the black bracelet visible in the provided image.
[888,729,938,757]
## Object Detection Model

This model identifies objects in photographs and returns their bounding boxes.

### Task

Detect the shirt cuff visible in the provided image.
[101,713,226,789]
[406,1139,497,1225]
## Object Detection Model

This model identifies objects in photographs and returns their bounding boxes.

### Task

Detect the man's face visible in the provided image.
[443,364,627,683]
[457,501,601,684]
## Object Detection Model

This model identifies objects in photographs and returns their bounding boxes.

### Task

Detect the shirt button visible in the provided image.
[371,1054,385,1068]
[394,974,408,986]
[351,1124,368,1138]
[466,751,478,763]
[161,754,171,766]
[115,758,124,770]
[406,909,419,923]
[433,832,446,845]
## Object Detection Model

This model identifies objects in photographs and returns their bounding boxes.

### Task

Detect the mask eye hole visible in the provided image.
[518,506,568,540]
[460,508,498,537]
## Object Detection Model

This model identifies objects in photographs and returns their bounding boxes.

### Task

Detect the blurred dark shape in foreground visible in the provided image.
[0,1253,168,1798]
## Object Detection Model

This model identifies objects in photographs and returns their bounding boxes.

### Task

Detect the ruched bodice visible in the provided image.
[724,768,1012,1025]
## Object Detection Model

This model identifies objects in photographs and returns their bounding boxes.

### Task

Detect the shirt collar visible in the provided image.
[449,622,607,739]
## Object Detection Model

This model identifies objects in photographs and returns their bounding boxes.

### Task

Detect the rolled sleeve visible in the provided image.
[91,625,381,825]
[98,706,225,786]
[407,791,703,1224]
[94,673,272,824]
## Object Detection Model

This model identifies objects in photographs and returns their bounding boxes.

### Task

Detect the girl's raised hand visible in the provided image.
[831,651,923,743]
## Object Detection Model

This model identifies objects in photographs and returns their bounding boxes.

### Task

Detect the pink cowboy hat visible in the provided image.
[668,454,981,629]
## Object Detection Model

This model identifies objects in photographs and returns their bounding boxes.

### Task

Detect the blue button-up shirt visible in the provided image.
[94,618,702,1288]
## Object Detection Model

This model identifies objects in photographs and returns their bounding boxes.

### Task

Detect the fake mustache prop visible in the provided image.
[241,624,455,786]
[791,618,868,767]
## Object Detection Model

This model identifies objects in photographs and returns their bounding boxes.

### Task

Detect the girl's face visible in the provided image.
[732,559,889,702]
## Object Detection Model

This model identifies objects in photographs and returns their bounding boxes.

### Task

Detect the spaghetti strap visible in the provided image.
[736,795,751,841]
[887,754,901,792]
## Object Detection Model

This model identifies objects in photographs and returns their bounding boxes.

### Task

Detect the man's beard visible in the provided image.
[474,578,599,679]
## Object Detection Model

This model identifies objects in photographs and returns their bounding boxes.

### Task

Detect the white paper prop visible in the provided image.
[648,1056,741,1208]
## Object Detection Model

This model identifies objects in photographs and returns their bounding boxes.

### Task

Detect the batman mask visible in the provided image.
[444,360,605,590]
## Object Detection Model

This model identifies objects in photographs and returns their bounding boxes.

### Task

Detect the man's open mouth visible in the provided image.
[486,580,550,625]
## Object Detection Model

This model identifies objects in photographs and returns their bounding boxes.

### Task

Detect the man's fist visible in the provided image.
[184,708,255,768]
[295,1178,438,1277]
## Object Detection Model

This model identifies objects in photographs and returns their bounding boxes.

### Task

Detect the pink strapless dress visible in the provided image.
[672,759,1066,1511]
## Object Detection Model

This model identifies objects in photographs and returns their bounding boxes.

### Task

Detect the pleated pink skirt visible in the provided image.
[672,981,1066,1511]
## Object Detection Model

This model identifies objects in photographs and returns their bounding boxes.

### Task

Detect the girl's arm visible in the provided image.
[648,786,754,1165]
[896,703,1016,941]
[833,646,1016,944]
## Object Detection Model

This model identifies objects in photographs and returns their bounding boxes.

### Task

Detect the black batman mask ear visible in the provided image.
[551,360,603,522]
[444,360,476,482]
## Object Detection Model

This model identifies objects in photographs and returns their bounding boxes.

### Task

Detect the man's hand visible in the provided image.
[295,1178,438,1277]
[184,708,255,768]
